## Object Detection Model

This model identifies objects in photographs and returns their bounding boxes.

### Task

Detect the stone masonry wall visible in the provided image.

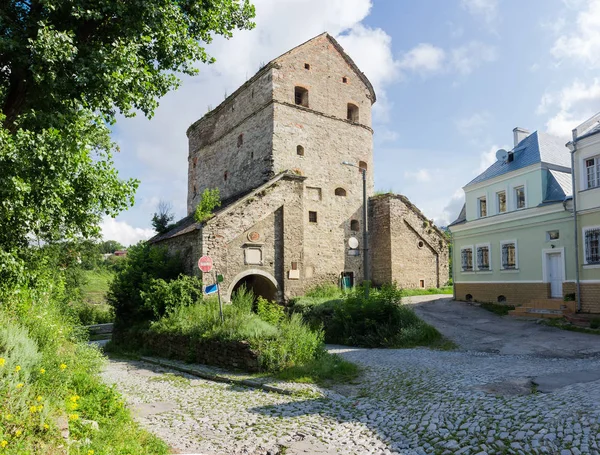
[370,195,449,289]
[455,282,551,305]
[186,69,275,213]
[562,282,600,313]
[202,174,305,301]
[159,230,202,277]
[369,196,392,285]
[143,332,260,372]
[270,35,374,289]
[272,34,373,128]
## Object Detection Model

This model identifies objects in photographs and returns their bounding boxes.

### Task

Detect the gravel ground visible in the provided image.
[99,297,600,455]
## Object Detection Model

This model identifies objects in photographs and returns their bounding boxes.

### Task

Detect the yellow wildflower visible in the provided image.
[68,413,79,421]
[37,405,43,412]
[14,430,21,437]
[37,395,42,402]
[14,365,21,372]
[87,450,94,455]
[0,358,5,367]
[0,440,7,448]
[43,423,49,430]
[39,368,46,374]
[16,383,23,389]
[59,363,67,370]
[30,405,38,413]
[69,395,80,403]
[5,414,12,421]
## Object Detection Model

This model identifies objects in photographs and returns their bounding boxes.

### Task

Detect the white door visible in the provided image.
[546,252,563,298]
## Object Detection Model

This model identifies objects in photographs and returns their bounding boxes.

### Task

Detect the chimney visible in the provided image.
[513,127,530,147]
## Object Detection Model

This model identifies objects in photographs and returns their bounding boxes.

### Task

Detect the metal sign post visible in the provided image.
[214,269,224,323]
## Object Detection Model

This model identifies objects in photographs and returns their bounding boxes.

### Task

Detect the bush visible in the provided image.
[294,283,443,348]
[591,318,600,330]
[256,296,285,325]
[69,300,114,325]
[108,242,183,327]
[142,274,203,318]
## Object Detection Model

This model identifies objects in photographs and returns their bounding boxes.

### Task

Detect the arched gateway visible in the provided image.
[227,269,278,302]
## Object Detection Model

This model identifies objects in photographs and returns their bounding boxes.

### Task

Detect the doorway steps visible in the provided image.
[508,299,576,319]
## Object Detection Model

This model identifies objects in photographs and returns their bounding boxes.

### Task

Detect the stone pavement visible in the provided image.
[100,297,600,455]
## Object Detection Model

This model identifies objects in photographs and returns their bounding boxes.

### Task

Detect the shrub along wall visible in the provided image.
[142,332,260,372]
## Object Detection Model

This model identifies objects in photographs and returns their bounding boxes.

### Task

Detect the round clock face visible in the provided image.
[348,237,359,249]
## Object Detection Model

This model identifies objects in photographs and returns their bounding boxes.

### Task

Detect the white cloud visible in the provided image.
[460,0,499,25]
[100,217,155,246]
[538,78,600,137]
[478,144,505,173]
[399,43,446,73]
[552,0,600,67]
[455,111,492,136]
[403,169,432,183]
[451,41,498,75]
[438,189,465,227]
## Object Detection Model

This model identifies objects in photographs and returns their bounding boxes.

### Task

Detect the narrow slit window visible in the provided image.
[304,63,310,70]
[294,87,309,107]
[351,220,359,231]
[347,103,359,122]
[308,211,317,223]
[297,145,304,156]
[342,77,348,83]
[237,134,243,147]
[224,171,228,181]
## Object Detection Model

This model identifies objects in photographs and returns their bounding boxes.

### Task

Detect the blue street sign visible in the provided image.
[204,284,218,295]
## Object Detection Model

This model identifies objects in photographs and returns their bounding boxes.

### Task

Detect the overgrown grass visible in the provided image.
[148,287,327,374]
[479,302,515,316]
[68,269,114,325]
[0,273,167,455]
[275,353,360,385]
[400,286,453,296]
[542,318,600,335]
[80,269,113,305]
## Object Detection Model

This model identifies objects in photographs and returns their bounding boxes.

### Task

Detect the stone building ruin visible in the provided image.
[151,33,449,302]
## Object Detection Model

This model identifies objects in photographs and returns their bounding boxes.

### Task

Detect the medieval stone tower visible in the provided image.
[152,33,448,302]
[186,33,375,289]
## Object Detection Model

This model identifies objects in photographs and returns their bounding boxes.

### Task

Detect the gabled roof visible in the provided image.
[150,172,306,243]
[449,203,467,227]
[187,32,376,135]
[274,33,376,104]
[573,111,600,142]
[466,131,570,187]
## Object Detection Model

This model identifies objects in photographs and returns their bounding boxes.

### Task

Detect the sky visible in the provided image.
[103,0,600,246]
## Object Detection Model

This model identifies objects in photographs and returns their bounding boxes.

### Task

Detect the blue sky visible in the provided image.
[104,0,600,245]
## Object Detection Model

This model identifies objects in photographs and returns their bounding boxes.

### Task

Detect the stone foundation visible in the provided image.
[562,282,600,314]
[142,332,260,372]
[454,282,551,306]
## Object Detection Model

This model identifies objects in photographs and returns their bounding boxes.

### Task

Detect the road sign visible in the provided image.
[198,256,213,273]
[216,274,224,283]
[204,284,218,295]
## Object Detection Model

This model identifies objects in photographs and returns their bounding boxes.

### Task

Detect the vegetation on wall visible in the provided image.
[194,188,222,223]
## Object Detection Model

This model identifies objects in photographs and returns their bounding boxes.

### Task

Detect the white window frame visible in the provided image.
[460,245,474,272]
[583,155,600,190]
[513,184,527,210]
[475,243,492,271]
[546,230,560,241]
[496,190,507,214]
[477,196,487,218]
[500,239,518,270]
[583,225,600,266]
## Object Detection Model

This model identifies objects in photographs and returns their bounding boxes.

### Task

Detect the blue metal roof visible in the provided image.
[466,131,570,187]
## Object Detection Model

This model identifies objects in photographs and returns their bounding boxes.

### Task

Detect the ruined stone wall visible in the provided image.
[158,229,202,277]
[272,34,373,128]
[369,195,449,289]
[186,70,275,213]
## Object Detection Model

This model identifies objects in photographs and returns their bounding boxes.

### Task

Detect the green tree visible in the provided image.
[152,201,176,234]
[194,188,222,223]
[0,0,255,257]
[99,240,125,254]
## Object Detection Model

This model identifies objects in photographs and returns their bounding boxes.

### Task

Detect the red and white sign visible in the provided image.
[198,256,213,273]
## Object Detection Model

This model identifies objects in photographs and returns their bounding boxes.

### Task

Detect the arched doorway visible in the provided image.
[228,270,278,302]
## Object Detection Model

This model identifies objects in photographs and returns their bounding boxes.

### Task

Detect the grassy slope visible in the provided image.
[80,269,113,306]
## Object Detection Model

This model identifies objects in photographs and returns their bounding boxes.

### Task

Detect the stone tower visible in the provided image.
[186,33,375,286]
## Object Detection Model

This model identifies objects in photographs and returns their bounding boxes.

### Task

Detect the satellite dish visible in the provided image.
[348,237,359,249]
[496,149,509,162]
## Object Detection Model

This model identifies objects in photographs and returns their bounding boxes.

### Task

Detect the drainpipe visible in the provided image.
[568,131,582,312]
[451,230,456,301]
